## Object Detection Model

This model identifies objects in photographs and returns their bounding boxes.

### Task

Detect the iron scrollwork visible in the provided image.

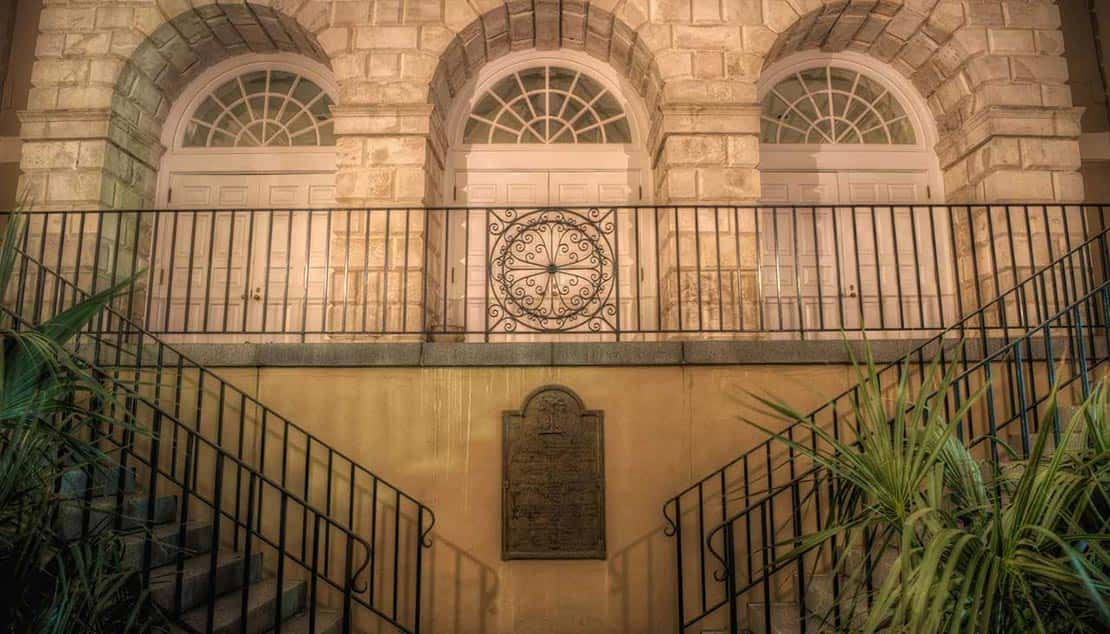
[487,207,617,333]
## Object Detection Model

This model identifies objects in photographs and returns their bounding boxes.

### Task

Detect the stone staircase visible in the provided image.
[58,466,341,633]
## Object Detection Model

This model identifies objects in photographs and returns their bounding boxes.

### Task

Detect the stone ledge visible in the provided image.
[172,339,940,368]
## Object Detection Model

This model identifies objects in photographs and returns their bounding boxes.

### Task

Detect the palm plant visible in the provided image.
[0,213,159,632]
[745,348,1110,633]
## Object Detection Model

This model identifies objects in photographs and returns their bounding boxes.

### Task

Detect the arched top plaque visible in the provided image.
[502,385,605,560]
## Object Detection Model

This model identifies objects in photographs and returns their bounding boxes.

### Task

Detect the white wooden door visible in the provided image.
[759,170,955,332]
[448,169,641,335]
[150,172,335,336]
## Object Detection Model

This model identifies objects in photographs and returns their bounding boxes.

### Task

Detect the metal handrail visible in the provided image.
[699,281,1109,633]
[664,221,1110,631]
[5,245,434,632]
[10,204,1100,339]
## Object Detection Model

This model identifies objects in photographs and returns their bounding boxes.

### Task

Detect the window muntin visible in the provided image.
[183,70,335,148]
[463,66,632,145]
[760,66,917,145]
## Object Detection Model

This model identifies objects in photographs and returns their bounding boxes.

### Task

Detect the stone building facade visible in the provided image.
[1,2,1110,633]
[0,0,1101,211]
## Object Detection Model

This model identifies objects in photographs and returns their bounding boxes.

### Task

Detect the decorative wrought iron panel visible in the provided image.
[486,207,618,333]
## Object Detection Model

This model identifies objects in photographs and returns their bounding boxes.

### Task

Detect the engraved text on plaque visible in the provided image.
[502,385,605,559]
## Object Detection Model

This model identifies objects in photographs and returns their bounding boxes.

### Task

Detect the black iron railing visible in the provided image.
[3,242,434,632]
[6,205,1105,340]
[663,225,1110,633]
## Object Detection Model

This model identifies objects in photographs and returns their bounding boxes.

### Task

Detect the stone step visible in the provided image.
[176,578,307,634]
[57,494,177,539]
[58,465,137,498]
[120,521,214,570]
[268,609,342,634]
[151,550,263,614]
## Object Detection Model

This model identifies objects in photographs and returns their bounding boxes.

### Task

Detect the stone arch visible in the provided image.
[427,1,666,153]
[762,1,968,136]
[106,1,332,207]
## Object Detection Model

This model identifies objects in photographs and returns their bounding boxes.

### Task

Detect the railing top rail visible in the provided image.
[703,279,1110,540]
[2,203,1107,214]
[664,223,1110,507]
[6,244,435,529]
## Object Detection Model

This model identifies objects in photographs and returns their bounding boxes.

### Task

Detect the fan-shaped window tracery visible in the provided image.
[183,69,335,148]
[760,66,917,145]
[463,66,632,145]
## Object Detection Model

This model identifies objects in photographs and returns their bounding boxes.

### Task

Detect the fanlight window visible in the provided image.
[463,66,632,144]
[183,70,335,148]
[761,66,917,145]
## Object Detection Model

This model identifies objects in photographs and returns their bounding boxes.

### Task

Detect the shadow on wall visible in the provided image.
[426,534,500,633]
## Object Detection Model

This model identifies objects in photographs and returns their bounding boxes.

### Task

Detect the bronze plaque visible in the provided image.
[502,385,605,560]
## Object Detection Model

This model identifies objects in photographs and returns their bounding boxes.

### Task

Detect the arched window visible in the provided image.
[463,65,631,144]
[182,69,335,148]
[760,65,916,145]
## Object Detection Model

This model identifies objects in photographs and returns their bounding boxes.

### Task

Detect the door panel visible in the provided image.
[759,170,953,332]
[151,172,334,336]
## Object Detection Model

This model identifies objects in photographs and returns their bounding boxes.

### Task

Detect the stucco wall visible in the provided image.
[203,362,857,633]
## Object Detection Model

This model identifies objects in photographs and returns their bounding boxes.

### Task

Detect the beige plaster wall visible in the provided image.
[203,363,857,633]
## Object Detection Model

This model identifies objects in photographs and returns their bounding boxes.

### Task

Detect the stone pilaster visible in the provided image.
[329,105,442,336]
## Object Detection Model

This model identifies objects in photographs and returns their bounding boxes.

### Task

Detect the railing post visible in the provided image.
[724,521,738,634]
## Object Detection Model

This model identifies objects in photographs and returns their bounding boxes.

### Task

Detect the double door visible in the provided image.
[148,172,335,337]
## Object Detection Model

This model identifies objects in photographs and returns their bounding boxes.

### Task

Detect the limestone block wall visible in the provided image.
[11,0,1094,336]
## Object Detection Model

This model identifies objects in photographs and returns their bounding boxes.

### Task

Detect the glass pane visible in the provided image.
[844,97,868,123]
[594,93,623,120]
[774,76,805,102]
[793,98,818,123]
[491,127,517,143]
[292,78,321,104]
[831,93,849,118]
[213,79,242,106]
[520,67,545,93]
[473,94,498,119]
[853,75,885,103]
[872,93,904,120]
[192,97,222,125]
[854,111,881,136]
[763,94,788,120]
[493,76,520,101]
[800,68,827,94]
[494,111,521,132]
[838,128,862,144]
[269,71,296,96]
[888,118,916,144]
[183,121,210,146]
[780,126,805,143]
[604,118,631,143]
[268,128,291,146]
[576,75,602,102]
[550,121,573,143]
[863,127,888,144]
[210,129,236,147]
[240,71,268,95]
[828,67,856,93]
[529,93,546,118]
[578,127,601,143]
[550,67,576,92]
[464,118,490,143]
